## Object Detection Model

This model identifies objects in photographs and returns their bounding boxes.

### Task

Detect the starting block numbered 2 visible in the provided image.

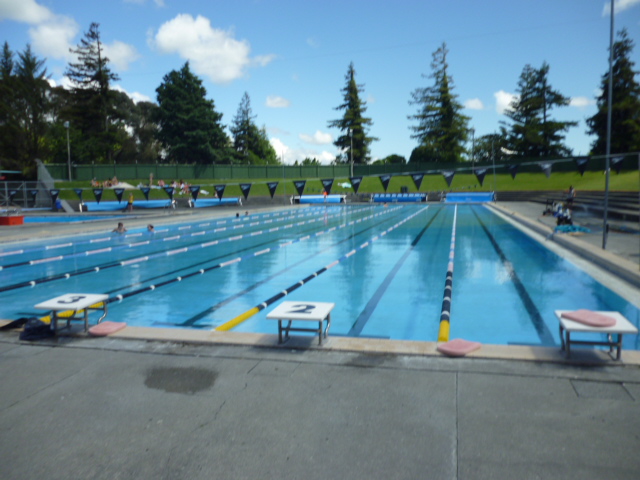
[266,301,335,345]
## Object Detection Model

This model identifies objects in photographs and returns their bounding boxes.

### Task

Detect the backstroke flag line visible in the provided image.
[411,173,424,191]
[321,179,334,194]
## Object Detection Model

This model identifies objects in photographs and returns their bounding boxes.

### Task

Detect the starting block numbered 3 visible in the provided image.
[35,293,109,334]
[266,301,335,345]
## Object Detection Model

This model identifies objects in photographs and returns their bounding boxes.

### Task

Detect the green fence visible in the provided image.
[44,154,638,182]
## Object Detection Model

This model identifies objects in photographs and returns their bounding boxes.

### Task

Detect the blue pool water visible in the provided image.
[1,204,638,349]
[24,215,126,223]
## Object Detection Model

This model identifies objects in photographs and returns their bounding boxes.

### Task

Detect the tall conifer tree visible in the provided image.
[586,28,640,155]
[503,62,575,158]
[328,62,376,165]
[65,23,120,163]
[409,43,469,163]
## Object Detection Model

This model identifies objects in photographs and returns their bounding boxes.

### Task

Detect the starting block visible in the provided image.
[35,293,109,335]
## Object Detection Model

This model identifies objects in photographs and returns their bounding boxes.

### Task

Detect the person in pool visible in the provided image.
[112,222,127,234]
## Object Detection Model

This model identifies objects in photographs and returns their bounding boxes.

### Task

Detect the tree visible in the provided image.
[229,92,255,161]
[586,28,640,155]
[155,62,229,164]
[373,154,406,165]
[0,43,50,176]
[327,62,377,164]
[229,92,278,164]
[502,62,576,158]
[65,22,120,163]
[472,133,511,164]
[409,43,469,163]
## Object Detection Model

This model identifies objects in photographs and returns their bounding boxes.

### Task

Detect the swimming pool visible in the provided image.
[1,204,638,349]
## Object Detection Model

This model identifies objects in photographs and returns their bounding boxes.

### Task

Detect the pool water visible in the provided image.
[1,204,638,349]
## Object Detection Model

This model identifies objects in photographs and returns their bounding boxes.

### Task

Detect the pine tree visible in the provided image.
[65,22,120,163]
[327,62,376,164]
[0,43,50,175]
[409,43,469,163]
[586,28,640,155]
[229,92,256,163]
[503,62,575,158]
[155,62,229,164]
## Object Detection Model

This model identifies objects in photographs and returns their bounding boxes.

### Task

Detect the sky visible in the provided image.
[1,0,639,164]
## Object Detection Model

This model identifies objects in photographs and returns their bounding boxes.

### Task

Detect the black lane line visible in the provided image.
[347,206,442,336]
[0,206,364,294]
[470,206,555,345]
[167,209,412,326]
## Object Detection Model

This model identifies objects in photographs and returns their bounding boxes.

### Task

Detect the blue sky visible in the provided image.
[1,0,639,164]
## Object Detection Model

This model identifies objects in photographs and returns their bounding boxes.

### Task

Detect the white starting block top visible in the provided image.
[35,293,109,312]
[267,301,335,322]
[555,310,638,334]
[267,301,335,345]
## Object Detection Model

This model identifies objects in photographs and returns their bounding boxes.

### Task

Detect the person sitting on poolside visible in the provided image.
[112,222,127,234]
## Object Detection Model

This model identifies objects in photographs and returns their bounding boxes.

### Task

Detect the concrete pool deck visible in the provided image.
[1,201,639,478]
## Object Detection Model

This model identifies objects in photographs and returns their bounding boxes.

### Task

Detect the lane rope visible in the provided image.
[437,205,457,343]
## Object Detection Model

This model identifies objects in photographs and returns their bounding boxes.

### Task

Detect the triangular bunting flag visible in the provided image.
[321,179,334,194]
[29,189,39,203]
[611,156,624,174]
[293,180,306,196]
[73,188,83,202]
[508,164,518,180]
[49,189,60,204]
[442,171,455,187]
[411,173,424,191]
[539,163,552,178]
[7,190,17,204]
[240,183,252,200]
[113,188,125,203]
[349,176,362,194]
[140,187,150,201]
[267,182,278,199]
[189,185,200,201]
[93,188,103,204]
[574,157,589,176]
[214,184,226,199]
[473,168,487,187]
[378,174,391,192]
[163,186,175,200]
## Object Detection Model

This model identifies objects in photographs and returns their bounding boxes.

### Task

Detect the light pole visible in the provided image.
[470,128,475,169]
[349,128,353,177]
[64,121,71,181]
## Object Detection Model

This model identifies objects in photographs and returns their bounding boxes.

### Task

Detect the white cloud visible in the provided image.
[113,85,153,104]
[270,137,336,165]
[29,15,79,60]
[153,14,274,84]
[306,37,319,48]
[299,130,333,145]
[494,90,517,114]
[603,0,640,15]
[464,98,484,110]
[124,0,165,5]
[0,0,52,23]
[266,95,291,108]
[46,76,73,89]
[103,41,140,71]
[569,96,595,108]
